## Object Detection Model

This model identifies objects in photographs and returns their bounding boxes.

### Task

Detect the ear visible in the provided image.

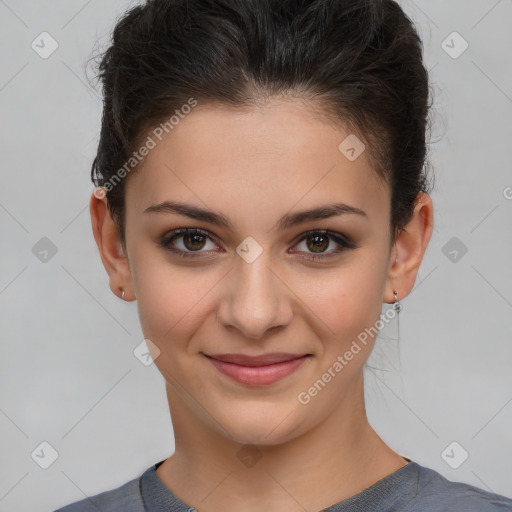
[384,192,434,303]
[90,189,135,301]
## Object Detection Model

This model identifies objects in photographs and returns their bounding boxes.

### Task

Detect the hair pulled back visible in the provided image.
[91,0,434,250]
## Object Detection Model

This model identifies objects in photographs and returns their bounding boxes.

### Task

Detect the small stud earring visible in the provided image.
[121,290,125,301]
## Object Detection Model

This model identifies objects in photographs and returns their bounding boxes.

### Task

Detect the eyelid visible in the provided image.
[290,229,355,248]
[288,229,357,260]
[159,227,357,259]
[159,228,222,255]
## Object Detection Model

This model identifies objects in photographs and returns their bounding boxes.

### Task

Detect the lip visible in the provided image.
[204,353,311,386]
[206,352,310,366]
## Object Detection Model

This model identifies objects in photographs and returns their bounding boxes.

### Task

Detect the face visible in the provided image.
[121,99,396,445]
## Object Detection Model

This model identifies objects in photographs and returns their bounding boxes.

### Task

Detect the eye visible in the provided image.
[290,230,357,261]
[159,228,358,261]
[159,228,220,258]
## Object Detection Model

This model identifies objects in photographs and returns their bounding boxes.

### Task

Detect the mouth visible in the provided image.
[203,352,312,386]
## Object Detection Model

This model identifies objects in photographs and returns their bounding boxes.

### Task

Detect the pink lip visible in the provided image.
[204,353,311,386]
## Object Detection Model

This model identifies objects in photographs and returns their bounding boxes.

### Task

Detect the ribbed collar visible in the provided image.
[141,457,419,512]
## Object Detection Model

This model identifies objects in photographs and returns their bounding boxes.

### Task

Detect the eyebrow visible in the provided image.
[144,200,367,231]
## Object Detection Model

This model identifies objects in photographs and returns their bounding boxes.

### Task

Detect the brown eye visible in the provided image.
[292,230,358,261]
[182,232,207,251]
[160,228,219,258]
[305,233,330,253]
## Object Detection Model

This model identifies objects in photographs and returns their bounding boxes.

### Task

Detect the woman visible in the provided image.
[55,0,512,510]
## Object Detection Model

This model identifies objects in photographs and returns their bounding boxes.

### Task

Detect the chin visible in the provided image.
[215,406,307,447]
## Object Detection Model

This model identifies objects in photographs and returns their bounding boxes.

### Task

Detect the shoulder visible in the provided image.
[52,474,145,512]
[411,462,512,512]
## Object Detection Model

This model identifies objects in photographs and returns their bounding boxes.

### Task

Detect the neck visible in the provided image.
[156,372,407,512]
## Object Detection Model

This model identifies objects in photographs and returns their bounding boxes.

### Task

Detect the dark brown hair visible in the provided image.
[90,0,434,251]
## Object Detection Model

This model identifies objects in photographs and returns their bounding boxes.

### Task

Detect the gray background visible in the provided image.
[0,1,511,510]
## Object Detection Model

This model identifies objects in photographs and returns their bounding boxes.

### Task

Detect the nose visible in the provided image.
[216,253,293,340]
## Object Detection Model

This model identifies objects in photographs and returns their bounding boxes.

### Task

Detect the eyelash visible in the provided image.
[159,228,358,262]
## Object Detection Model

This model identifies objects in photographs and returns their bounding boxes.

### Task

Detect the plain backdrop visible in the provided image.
[0,1,511,510]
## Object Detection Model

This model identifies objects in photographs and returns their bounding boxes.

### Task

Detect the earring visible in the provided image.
[121,290,125,301]
[393,290,401,346]
[393,290,402,313]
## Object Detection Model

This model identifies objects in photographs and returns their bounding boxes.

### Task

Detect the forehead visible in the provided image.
[125,99,390,226]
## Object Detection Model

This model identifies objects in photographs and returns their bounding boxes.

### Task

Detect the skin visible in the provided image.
[90,98,433,512]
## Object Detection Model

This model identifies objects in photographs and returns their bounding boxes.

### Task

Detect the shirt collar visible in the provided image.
[141,458,419,512]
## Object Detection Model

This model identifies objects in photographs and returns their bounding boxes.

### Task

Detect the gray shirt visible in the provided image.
[53,458,512,511]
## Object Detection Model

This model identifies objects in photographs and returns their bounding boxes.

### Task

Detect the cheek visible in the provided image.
[131,249,222,348]
[132,264,211,381]
[290,257,387,346]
